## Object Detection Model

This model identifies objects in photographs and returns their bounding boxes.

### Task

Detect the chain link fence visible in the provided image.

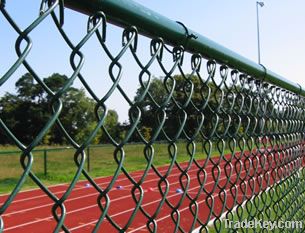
[1,0,305,232]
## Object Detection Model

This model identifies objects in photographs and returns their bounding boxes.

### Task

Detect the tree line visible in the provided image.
[0,73,266,145]
[0,73,121,145]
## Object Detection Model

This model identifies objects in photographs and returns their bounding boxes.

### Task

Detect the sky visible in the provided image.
[1,0,305,122]
[133,0,305,83]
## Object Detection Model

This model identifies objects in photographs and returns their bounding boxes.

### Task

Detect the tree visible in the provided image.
[0,73,50,144]
[132,74,257,141]
[98,109,120,143]
[133,75,220,140]
[0,73,120,145]
[50,85,97,144]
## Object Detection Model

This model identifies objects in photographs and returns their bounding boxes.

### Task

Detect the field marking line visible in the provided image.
[4,166,244,232]
[2,163,206,217]
[0,152,232,198]
[63,168,251,232]
[192,167,294,233]
[0,150,213,198]
[0,161,195,204]
[0,156,233,210]
[203,167,303,230]
[8,150,275,232]
[0,159,185,198]
[128,170,275,233]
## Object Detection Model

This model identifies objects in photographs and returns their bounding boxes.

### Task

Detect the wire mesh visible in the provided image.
[0,1,305,232]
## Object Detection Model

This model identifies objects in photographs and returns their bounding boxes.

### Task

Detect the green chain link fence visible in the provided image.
[1,0,305,232]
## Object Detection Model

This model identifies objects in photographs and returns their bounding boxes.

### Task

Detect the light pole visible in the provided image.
[256,1,264,64]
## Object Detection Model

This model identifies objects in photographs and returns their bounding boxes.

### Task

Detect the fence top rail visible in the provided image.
[65,0,305,97]
[0,146,73,154]
[0,141,169,154]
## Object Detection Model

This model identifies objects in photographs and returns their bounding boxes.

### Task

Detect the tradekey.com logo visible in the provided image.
[224,218,303,231]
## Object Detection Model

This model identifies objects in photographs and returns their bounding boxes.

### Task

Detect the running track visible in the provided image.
[0,147,301,232]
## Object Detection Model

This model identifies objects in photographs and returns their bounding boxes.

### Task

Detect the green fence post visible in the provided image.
[44,149,47,176]
[87,146,90,172]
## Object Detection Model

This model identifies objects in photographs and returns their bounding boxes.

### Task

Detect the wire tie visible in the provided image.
[176,21,197,48]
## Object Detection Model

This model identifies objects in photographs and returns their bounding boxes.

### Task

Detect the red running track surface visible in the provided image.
[0,151,284,232]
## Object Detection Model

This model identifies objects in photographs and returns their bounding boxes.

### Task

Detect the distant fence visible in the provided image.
[1,0,305,232]
[0,145,95,175]
[0,142,169,176]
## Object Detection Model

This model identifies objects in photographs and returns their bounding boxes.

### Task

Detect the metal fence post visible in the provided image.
[87,146,90,172]
[44,149,47,176]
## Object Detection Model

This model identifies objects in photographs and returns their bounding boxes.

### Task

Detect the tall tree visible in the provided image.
[0,73,120,145]
[132,75,245,141]
[133,75,217,140]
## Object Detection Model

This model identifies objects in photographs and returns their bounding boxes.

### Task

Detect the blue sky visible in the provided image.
[134,0,305,84]
[1,0,305,122]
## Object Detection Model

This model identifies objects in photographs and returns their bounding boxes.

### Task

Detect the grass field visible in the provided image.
[0,142,227,194]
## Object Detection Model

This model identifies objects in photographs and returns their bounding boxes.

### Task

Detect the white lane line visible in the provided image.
[2,165,201,217]
[71,155,272,232]
[0,155,205,198]
[192,169,283,233]
[63,169,249,232]
[128,170,272,233]
[4,167,241,232]
[0,153,232,200]
[2,157,233,216]
[0,158,206,204]
[0,163,191,205]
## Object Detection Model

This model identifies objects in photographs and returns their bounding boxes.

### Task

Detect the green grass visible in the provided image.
[206,170,305,233]
[0,142,230,194]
